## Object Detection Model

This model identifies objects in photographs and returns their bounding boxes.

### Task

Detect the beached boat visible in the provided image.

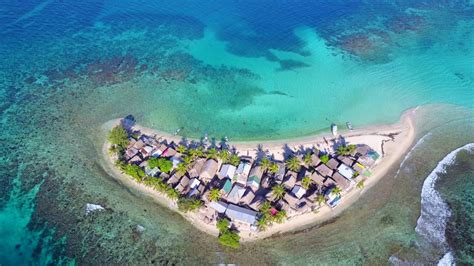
[346,121,353,131]
[331,123,338,136]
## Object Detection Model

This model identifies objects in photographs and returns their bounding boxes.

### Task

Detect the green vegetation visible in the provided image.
[271,185,286,200]
[332,186,342,196]
[316,194,326,206]
[230,154,240,166]
[177,197,203,212]
[182,156,193,166]
[216,218,240,248]
[206,147,218,160]
[141,176,179,200]
[216,218,230,232]
[259,157,271,171]
[176,162,187,175]
[285,156,301,172]
[335,144,357,156]
[218,230,240,248]
[301,176,313,189]
[189,146,204,159]
[320,154,330,164]
[303,152,313,165]
[258,201,287,230]
[218,149,230,163]
[121,163,146,182]
[208,188,221,202]
[165,187,179,200]
[356,180,365,189]
[177,145,187,154]
[148,157,173,173]
[268,163,279,174]
[353,171,360,178]
[108,125,129,149]
[108,145,121,156]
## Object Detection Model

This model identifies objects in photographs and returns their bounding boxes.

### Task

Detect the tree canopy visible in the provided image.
[285,156,301,172]
[108,125,129,149]
[335,144,357,156]
[177,197,203,212]
[148,157,173,173]
[208,188,221,202]
[272,185,286,200]
[320,154,330,164]
[218,230,240,248]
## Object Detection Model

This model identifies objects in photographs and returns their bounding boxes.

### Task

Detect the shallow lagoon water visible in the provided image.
[0,1,473,264]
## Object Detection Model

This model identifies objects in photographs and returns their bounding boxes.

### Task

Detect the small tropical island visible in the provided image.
[102,111,415,248]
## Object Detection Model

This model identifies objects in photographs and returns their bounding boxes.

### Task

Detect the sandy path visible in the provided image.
[99,108,417,242]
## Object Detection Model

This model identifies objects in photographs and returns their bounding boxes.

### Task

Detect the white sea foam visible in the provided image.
[415,143,474,264]
[437,252,455,266]
[85,203,105,215]
[395,132,433,178]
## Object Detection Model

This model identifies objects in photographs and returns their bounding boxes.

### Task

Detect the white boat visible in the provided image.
[331,123,338,136]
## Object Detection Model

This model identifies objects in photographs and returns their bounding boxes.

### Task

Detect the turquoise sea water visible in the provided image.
[0,1,473,264]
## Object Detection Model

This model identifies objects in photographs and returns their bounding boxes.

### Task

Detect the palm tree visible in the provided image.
[218,149,230,162]
[274,210,287,223]
[177,145,187,154]
[316,194,325,206]
[303,152,313,166]
[257,218,268,231]
[301,176,312,189]
[230,154,240,166]
[272,184,286,200]
[182,155,193,166]
[206,147,218,160]
[332,186,342,196]
[260,201,272,213]
[356,180,365,189]
[176,162,187,175]
[166,188,179,200]
[208,188,221,202]
[259,157,271,171]
[285,156,301,172]
[196,146,205,158]
[268,163,279,174]
[188,148,199,159]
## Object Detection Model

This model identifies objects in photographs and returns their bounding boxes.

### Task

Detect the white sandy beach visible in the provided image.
[100,108,416,242]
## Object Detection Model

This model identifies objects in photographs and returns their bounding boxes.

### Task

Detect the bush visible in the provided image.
[216,218,230,232]
[320,154,330,164]
[148,158,173,173]
[108,125,129,149]
[218,230,240,248]
[177,197,203,212]
[122,164,145,182]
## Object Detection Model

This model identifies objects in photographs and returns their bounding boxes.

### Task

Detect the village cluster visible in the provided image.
[114,124,380,234]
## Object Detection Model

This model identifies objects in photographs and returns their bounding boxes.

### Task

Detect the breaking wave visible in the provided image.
[415,143,474,264]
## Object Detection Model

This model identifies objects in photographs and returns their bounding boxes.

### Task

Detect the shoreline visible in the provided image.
[99,109,416,242]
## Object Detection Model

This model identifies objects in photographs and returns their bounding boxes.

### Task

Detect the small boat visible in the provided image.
[224,136,229,142]
[174,127,182,135]
[203,133,208,142]
[346,121,353,131]
[331,123,338,136]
